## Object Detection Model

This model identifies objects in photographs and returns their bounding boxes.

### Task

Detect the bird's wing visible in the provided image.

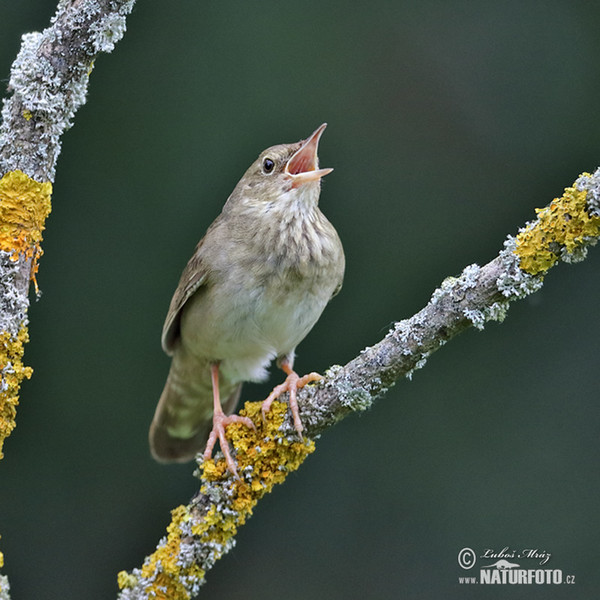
[329,250,345,300]
[161,239,209,355]
[330,278,343,299]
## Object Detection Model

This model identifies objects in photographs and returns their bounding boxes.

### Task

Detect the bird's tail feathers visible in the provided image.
[149,371,242,463]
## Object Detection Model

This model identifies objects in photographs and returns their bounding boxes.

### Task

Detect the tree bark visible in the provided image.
[0,1,136,596]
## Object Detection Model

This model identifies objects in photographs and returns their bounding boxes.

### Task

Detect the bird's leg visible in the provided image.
[203,362,255,478]
[261,357,322,439]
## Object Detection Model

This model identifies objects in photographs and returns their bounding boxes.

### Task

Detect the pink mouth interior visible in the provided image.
[287,145,316,175]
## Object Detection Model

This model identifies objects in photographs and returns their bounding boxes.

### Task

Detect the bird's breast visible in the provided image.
[180,207,344,383]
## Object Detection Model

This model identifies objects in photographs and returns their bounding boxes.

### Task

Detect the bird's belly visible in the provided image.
[255,284,326,353]
[180,275,331,383]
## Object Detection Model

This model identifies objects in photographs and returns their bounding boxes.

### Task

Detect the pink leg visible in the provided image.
[203,363,254,479]
[261,358,322,439]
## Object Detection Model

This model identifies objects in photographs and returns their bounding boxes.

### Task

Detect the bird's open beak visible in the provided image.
[285,123,333,188]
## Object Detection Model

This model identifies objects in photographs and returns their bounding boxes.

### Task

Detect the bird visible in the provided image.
[149,123,344,477]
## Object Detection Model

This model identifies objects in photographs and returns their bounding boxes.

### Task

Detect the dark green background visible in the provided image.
[1,1,599,598]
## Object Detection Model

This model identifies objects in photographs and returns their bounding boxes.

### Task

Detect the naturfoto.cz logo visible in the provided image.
[457,547,576,586]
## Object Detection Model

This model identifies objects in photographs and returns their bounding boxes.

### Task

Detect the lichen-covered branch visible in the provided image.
[0,0,135,182]
[0,546,8,600]
[0,0,136,458]
[0,1,136,595]
[117,171,600,599]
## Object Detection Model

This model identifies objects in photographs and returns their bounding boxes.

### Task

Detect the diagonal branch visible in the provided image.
[117,172,600,599]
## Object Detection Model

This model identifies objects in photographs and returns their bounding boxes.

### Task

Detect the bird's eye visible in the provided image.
[262,157,275,174]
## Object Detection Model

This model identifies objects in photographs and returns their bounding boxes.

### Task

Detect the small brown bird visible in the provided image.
[149,124,344,476]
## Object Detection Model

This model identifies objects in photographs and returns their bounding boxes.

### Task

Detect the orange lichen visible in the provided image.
[118,400,315,598]
[515,175,600,275]
[0,326,33,459]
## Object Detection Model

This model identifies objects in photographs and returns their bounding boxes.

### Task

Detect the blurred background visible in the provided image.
[1,1,599,598]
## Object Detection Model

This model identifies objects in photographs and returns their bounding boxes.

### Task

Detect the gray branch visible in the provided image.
[0,0,135,182]
[0,2,136,598]
[0,0,136,332]
[117,170,600,599]
[297,250,534,434]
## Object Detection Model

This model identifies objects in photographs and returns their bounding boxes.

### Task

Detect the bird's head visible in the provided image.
[230,123,333,212]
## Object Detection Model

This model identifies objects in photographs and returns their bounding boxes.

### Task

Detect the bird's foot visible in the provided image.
[203,411,255,479]
[261,369,322,439]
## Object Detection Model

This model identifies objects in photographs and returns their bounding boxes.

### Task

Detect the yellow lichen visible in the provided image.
[120,400,315,598]
[117,570,137,589]
[129,504,205,599]
[200,400,315,522]
[0,326,33,459]
[0,169,52,284]
[0,170,52,458]
[22,110,32,121]
[515,175,600,275]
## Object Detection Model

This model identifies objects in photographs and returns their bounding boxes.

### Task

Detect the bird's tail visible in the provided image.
[149,369,242,463]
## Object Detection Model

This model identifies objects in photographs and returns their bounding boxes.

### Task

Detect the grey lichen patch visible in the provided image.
[1,29,89,180]
[454,263,483,295]
[484,301,509,323]
[324,364,344,379]
[89,8,132,53]
[0,575,10,600]
[175,512,232,584]
[392,318,424,354]
[0,0,136,181]
[428,263,491,322]
[463,301,509,331]
[192,476,237,521]
[460,263,482,288]
[462,308,486,330]
[429,274,458,305]
[429,264,482,310]
[404,352,429,381]
[0,251,30,336]
[496,236,544,299]
[576,168,600,217]
[560,243,590,264]
[325,365,373,414]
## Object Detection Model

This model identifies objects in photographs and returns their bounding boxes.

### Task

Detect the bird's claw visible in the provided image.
[203,412,255,479]
[261,370,322,439]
